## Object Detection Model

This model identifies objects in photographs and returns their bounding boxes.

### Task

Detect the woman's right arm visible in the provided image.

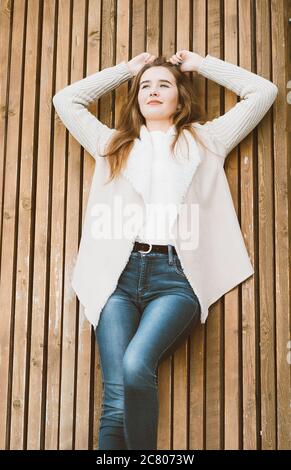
[52,61,134,159]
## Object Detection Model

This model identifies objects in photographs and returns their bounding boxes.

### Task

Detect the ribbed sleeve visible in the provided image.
[197,54,278,156]
[52,62,134,159]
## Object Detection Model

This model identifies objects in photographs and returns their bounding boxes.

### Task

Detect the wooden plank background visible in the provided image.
[0,0,290,450]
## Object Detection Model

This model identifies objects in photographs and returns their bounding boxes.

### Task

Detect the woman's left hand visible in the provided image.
[167,50,204,73]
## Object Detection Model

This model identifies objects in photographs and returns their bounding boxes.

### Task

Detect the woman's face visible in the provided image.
[138,66,179,129]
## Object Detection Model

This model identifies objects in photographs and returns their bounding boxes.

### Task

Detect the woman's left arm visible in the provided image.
[196,54,278,157]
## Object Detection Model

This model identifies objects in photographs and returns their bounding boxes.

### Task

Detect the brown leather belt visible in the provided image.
[133,241,177,255]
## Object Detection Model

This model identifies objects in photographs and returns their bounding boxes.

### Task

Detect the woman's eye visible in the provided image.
[141,84,168,89]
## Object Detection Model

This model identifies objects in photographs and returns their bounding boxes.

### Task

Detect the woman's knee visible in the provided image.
[101,382,124,422]
[122,352,157,388]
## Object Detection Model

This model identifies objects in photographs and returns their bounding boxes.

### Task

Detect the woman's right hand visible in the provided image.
[126,52,156,77]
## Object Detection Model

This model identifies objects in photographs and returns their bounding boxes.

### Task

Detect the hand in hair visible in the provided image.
[126,52,157,77]
[167,50,204,73]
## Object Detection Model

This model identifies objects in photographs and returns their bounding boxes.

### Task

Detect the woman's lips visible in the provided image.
[148,102,162,105]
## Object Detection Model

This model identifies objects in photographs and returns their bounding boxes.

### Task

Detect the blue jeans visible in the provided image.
[95,245,201,450]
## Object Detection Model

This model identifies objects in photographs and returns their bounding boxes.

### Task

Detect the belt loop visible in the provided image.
[168,244,174,265]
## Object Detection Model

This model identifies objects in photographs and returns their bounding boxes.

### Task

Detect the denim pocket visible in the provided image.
[173,256,186,277]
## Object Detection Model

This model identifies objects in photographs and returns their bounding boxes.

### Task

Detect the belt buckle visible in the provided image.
[138,243,152,254]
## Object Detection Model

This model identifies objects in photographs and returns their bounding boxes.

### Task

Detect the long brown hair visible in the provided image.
[101,56,210,184]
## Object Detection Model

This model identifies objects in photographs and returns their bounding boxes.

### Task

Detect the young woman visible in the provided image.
[52,50,278,450]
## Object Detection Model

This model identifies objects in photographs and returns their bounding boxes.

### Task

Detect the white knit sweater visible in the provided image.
[135,129,185,246]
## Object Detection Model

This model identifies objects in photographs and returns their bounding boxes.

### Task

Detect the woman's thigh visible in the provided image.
[123,292,200,374]
[95,291,141,384]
